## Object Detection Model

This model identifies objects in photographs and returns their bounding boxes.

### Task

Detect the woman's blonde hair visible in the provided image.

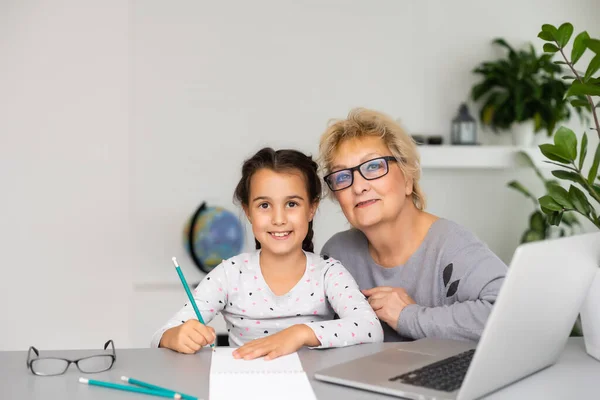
[318,108,426,210]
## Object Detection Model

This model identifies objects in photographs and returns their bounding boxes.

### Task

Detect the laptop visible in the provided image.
[314,231,600,400]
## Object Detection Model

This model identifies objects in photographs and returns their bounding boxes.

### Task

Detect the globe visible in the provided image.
[183,202,245,273]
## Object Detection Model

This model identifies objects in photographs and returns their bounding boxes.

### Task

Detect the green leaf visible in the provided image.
[544,179,561,191]
[562,76,576,80]
[547,210,564,226]
[544,43,560,53]
[538,30,555,42]
[571,31,590,65]
[507,180,535,200]
[554,61,569,65]
[539,195,564,211]
[566,81,600,97]
[589,142,600,185]
[540,144,572,163]
[584,55,600,82]
[579,132,588,170]
[553,126,578,161]
[557,23,574,47]
[570,99,591,110]
[569,185,592,215]
[547,183,574,209]
[540,205,554,215]
[552,170,589,191]
[542,24,560,42]
[586,39,600,54]
[530,211,546,233]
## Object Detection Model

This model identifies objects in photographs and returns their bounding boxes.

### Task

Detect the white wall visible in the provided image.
[0,2,131,350]
[1,0,598,351]
[131,0,600,287]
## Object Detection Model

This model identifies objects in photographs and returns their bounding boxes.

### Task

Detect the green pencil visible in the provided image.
[121,376,197,400]
[171,257,215,350]
[79,378,181,399]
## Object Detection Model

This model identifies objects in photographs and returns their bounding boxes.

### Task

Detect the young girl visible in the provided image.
[151,147,383,360]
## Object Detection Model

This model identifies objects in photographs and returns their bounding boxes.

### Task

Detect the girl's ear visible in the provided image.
[242,205,252,224]
[309,200,319,222]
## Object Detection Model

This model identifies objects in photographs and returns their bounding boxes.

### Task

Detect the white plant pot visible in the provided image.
[511,121,535,147]
[581,269,600,361]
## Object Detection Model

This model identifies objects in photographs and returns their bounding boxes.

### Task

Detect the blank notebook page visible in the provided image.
[209,347,317,400]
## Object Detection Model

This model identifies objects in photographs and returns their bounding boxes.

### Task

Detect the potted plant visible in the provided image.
[535,22,600,360]
[507,152,580,244]
[470,38,585,146]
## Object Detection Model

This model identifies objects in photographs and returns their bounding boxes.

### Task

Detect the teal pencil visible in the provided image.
[79,378,182,399]
[171,257,215,350]
[121,376,197,400]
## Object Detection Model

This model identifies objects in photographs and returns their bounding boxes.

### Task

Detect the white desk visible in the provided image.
[2,338,598,399]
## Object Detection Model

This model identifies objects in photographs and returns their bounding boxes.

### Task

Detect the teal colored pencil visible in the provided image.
[171,257,215,350]
[79,378,181,399]
[121,376,197,400]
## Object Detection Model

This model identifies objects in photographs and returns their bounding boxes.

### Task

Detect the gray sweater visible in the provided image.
[321,218,507,342]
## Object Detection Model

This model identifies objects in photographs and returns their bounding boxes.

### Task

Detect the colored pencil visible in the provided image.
[79,377,181,399]
[171,257,215,350]
[121,376,197,400]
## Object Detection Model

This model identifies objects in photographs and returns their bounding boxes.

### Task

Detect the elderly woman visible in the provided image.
[319,108,507,342]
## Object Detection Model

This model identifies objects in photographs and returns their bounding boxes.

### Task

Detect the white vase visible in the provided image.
[511,121,535,147]
[581,269,600,361]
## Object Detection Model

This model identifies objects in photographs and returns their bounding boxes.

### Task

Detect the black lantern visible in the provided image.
[451,103,477,145]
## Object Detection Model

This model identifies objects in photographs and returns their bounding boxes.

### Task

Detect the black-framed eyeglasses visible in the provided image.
[26,340,116,376]
[323,156,398,191]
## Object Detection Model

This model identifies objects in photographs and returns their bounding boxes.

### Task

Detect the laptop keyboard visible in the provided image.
[388,349,475,392]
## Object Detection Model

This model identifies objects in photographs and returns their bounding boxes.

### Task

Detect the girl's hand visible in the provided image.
[362,286,416,329]
[159,320,216,354]
[232,324,319,361]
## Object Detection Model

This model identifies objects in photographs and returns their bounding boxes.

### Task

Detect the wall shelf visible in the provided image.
[418,146,546,169]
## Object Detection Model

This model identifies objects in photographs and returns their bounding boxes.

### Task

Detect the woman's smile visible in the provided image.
[355,199,379,208]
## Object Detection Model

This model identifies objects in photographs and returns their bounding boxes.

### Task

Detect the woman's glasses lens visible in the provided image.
[327,170,353,191]
[359,158,389,179]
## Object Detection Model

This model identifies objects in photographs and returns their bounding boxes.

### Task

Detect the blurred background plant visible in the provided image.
[470,38,588,144]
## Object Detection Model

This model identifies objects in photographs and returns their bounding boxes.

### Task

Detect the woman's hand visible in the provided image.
[232,324,319,361]
[362,287,416,329]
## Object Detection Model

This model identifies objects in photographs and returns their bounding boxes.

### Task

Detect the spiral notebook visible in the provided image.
[209,347,317,400]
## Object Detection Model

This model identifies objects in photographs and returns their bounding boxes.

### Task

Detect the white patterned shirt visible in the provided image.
[151,250,384,348]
